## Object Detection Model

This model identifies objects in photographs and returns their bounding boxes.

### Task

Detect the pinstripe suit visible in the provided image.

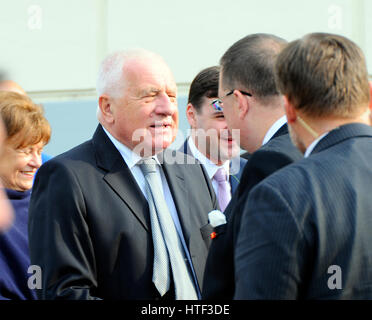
[234,123,372,299]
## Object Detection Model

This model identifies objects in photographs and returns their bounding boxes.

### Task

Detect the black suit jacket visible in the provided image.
[202,124,303,299]
[28,125,217,300]
[180,139,247,194]
[235,123,372,299]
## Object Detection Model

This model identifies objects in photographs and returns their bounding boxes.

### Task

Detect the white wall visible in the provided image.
[0,0,371,99]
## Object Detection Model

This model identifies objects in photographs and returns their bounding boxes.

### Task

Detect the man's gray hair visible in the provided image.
[96,49,164,98]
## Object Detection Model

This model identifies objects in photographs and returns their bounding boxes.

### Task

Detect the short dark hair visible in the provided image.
[188,66,220,112]
[220,33,287,99]
[275,33,370,118]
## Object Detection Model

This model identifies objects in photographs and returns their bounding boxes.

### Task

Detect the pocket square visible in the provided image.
[208,210,227,228]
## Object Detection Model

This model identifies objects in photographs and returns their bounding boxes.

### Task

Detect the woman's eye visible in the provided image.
[17,149,31,155]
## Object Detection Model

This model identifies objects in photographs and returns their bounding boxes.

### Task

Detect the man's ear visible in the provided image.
[98,95,114,124]
[234,90,249,120]
[283,96,297,124]
[186,103,197,128]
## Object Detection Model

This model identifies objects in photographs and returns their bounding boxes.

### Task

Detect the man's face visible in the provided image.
[218,71,237,134]
[109,58,178,156]
[192,97,240,164]
[218,71,243,150]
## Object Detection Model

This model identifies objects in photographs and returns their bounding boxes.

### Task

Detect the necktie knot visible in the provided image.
[214,168,227,183]
[138,158,157,175]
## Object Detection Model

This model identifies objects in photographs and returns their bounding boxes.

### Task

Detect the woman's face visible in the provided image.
[1,141,44,192]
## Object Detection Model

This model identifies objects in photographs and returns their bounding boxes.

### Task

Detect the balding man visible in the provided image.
[28,49,217,300]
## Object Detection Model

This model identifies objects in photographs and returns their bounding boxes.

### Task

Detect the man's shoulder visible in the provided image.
[246,134,302,174]
[235,135,302,196]
[40,139,95,173]
[259,133,302,161]
[161,148,205,177]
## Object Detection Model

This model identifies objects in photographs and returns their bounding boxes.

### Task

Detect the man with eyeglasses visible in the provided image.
[235,33,372,299]
[202,33,303,299]
[182,66,247,212]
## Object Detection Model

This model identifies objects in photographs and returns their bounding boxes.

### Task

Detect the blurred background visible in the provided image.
[1,0,371,156]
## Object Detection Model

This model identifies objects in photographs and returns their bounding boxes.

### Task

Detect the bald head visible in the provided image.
[0,80,26,95]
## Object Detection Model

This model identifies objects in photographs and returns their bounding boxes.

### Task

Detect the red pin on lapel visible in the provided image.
[210,231,217,239]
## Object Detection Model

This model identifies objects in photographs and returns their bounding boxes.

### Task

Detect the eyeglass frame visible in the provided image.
[210,89,252,111]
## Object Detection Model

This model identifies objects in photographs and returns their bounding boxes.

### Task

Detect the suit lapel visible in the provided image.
[229,157,247,193]
[312,123,372,155]
[92,125,150,231]
[159,150,192,245]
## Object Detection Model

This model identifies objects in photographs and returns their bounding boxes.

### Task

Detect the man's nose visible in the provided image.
[154,93,177,115]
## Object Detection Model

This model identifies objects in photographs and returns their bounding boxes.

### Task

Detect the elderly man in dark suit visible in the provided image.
[181,66,247,211]
[202,34,303,299]
[235,33,372,299]
[28,49,217,300]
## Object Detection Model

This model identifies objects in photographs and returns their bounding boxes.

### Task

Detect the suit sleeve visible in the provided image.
[28,160,101,300]
[234,181,309,299]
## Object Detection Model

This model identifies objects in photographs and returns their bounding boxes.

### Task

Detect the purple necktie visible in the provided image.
[213,168,231,212]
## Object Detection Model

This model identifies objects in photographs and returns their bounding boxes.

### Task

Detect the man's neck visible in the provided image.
[300,111,371,150]
[190,135,227,167]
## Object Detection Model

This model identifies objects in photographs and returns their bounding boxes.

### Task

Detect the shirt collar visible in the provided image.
[262,115,287,146]
[304,132,329,158]
[188,136,230,179]
[102,126,161,168]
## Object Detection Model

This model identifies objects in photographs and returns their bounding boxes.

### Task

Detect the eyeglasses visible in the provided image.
[210,90,252,111]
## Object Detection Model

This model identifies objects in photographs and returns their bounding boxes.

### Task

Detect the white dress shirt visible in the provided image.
[187,137,231,197]
[262,115,288,146]
[304,132,329,158]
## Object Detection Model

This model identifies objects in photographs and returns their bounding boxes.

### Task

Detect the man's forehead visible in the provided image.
[124,59,176,90]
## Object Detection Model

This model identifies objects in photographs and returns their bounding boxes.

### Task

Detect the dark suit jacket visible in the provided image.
[28,125,217,300]
[202,124,303,299]
[235,123,372,299]
[180,139,247,194]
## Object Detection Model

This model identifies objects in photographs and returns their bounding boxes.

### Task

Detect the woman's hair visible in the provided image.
[0,91,51,148]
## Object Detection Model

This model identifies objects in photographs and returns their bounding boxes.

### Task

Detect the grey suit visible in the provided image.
[235,123,372,299]
[28,125,217,300]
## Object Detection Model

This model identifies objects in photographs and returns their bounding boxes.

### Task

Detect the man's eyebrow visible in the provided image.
[139,87,161,96]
